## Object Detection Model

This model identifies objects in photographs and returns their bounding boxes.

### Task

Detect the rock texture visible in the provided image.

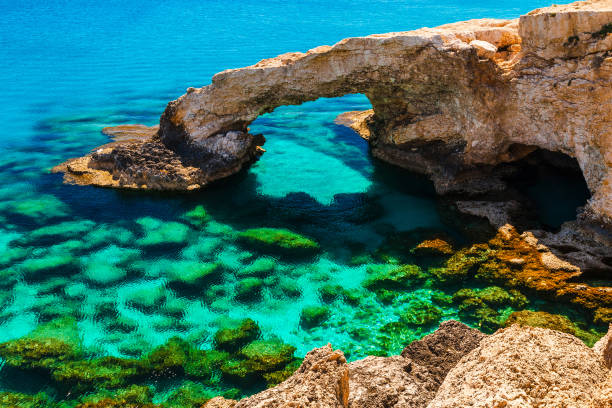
[200,322,611,408]
[348,320,485,408]
[427,325,608,408]
[54,0,612,228]
[203,344,349,408]
[594,324,612,368]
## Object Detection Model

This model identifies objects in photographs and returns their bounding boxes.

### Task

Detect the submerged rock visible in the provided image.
[504,310,602,346]
[411,238,454,257]
[437,224,612,326]
[399,300,443,327]
[213,318,261,352]
[238,228,319,255]
[136,217,191,247]
[51,356,149,392]
[0,392,54,408]
[300,305,331,329]
[163,381,215,408]
[238,340,296,373]
[235,277,263,302]
[0,316,82,371]
[181,205,210,227]
[452,286,528,332]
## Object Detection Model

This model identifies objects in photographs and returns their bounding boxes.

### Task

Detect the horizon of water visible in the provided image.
[0,0,596,404]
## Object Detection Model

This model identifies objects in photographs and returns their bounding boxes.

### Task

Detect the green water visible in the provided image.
[0,0,601,405]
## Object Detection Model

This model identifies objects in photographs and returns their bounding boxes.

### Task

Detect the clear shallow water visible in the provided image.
[0,0,592,403]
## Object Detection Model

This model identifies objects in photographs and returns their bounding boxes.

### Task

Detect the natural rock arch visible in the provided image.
[54,0,612,227]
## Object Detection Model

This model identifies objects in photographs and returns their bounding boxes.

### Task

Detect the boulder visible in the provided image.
[225,344,349,408]
[349,320,485,408]
[594,323,612,369]
[427,325,608,408]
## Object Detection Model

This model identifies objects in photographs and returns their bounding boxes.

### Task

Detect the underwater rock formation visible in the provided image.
[54,0,612,228]
[437,224,612,325]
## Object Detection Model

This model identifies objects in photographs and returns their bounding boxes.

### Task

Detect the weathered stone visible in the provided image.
[427,325,608,408]
[349,320,485,408]
[228,344,349,408]
[401,320,486,383]
[54,0,612,231]
[593,323,612,368]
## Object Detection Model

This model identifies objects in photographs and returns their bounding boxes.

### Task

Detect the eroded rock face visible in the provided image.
[54,0,612,228]
[348,320,485,408]
[594,323,612,368]
[427,325,608,408]
[201,322,611,407]
[213,344,349,408]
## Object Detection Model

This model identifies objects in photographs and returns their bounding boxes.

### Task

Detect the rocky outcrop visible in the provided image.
[594,324,612,368]
[427,325,608,408]
[54,0,612,227]
[204,344,349,408]
[200,322,611,408]
[348,320,485,407]
[53,126,264,190]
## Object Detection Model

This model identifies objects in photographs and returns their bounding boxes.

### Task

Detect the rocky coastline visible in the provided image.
[41,0,612,406]
[1,318,610,407]
[205,321,612,408]
[53,0,612,228]
[52,0,612,273]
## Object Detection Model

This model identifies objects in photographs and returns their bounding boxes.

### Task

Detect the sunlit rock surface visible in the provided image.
[55,0,612,227]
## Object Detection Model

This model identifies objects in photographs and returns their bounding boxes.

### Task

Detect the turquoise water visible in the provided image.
[1,0,590,404]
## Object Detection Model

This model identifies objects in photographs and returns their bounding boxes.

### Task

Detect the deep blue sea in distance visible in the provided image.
[0,0,593,404]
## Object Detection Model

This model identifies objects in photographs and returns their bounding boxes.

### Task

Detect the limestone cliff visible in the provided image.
[53,0,612,227]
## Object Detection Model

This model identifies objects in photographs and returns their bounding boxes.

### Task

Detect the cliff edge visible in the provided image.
[53,0,612,227]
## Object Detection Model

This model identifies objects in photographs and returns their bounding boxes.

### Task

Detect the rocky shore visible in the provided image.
[206,321,612,408]
[42,1,612,406]
[1,319,610,407]
[54,0,612,228]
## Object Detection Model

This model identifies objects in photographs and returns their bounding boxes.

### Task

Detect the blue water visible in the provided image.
[0,0,580,403]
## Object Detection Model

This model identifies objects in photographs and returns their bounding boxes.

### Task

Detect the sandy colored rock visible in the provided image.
[594,323,612,368]
[591,371,612,408]
[203,397,237,408]
[427,325,608,408]
[348,321,485,408]
[469,40,497,58]
[228,344,348,408]
[101,124,159,142]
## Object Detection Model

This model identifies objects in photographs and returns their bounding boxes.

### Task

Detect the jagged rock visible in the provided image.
[594,323,612,368]
[400,320,486,382]
[222,344,349,408]
[427,325,608,408]
[54,1,612,229]
[348,320,485,408]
